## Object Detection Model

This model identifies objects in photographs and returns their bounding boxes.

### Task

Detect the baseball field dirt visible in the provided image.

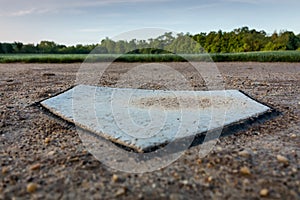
[0,62,299,199]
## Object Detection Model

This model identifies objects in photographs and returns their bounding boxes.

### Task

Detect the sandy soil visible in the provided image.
[0,62,299,199]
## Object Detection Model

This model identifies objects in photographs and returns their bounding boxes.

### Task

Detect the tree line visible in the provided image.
[1,27,300,54]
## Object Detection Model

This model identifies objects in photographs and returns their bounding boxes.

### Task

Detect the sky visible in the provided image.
[0,0,300,45]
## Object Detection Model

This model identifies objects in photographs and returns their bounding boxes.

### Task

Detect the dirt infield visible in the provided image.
[0,62,299,199]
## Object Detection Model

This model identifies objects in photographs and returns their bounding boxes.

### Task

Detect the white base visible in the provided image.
[41,85,270,152]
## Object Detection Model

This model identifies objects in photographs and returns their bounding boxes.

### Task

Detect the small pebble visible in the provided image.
[2,167,9,174]
[82,150,88,154]
[253,132,260,136]
[291,134,297,139]
[47,151,55,156]
[173,172,179,179]
[206,176,213,183]
[240,166,251,175]
[181,180,188,185]
[27,183,38,193]
[112,174,119,182]
[292,168,297,173]
[115,188,126,197]
[276,155,289,165]
[238,150,251,158]
[216,146,223,152]
[207,163,213,168]
[30,163,41,171]
[260,188,269,197]
[44,138,51,144]
[242,179,250,185]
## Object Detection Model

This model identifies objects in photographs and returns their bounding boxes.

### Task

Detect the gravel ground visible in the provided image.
[0,62,299,199]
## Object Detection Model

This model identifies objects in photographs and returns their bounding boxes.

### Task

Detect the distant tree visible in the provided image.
[267,31,299,50]
[263,32,279,51]
[92,46,108,54]
[297,34,300,49]
[73,44,91,54]
[0,27,299,54]
[37,41,59,53]
[192,32,206,47]
[166,33,198,53]
[100,38,116,53]
[1,43,14,53]
[284,32,299,50]
[126,39,137,52]
[13,42,23,53]
[115,40,126,53]
[21,44,37,53]
[0,43,3,53]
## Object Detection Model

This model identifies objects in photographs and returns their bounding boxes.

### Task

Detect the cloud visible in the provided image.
[0,4,56,17]
[8,8,53,17]
[0,0,171,17]
[10,8,36,16]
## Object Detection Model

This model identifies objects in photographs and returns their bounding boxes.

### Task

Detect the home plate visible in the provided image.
[40,85,271,152]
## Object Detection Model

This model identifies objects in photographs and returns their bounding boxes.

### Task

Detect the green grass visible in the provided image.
[209,51,300,62]
[0,54,91,63]
[1,51,300,63]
